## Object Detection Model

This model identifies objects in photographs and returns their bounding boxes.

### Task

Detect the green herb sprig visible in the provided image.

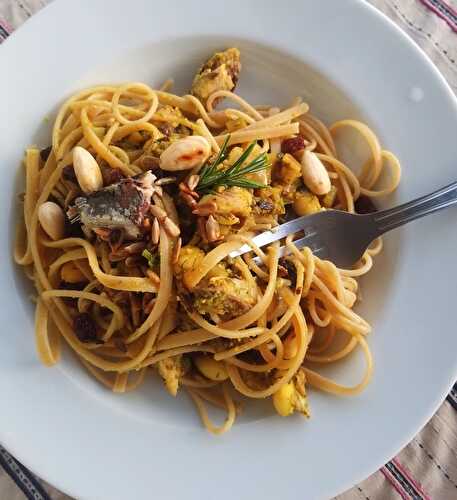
[142,249,159,268]
[196,136,269,194]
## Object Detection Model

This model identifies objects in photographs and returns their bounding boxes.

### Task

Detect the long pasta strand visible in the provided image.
[14,79,401,435]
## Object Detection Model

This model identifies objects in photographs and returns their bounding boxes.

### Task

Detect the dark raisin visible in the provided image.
[256,199,274,213]
[118,179,142,210]
[355,196,378,214]
[58,281,85,307]
[158,123,174,137]
[108,229,124,251]
[229,67,240,87]
[64,214,85,238]
[40,146,52,162]
[113,337,128,353]
[141,155,161,170]
[62,165,77,183]
[101,165,124,186]
[73,313,101,343]
[279,259,297,288]
[271,160,284,183]
[278,204,296,224]
[175,125,191,136]
[281,136,305,155]
[59,280,87,291]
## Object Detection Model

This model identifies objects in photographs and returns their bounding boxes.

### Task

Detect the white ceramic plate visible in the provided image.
[1,1,457,499]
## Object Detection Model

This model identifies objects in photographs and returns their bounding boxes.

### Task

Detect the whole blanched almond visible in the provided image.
[73,146,103,194]
[160,136,211,171]
[38,201,65,241]
[301,151,331,195]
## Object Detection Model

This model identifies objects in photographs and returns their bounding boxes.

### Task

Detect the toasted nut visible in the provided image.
[146,269,161,286]
[141,155,160,170]
[205,215,220,242]
[155,177,176,186]
[61,262,86,283]
[124,242,146,254]
[192,201,217,216]
[149,205,167,220]
[38,201,65,241]
[172,237,182,265]
[151,217,160,245]
[179,182,192,195]
[187,174,200,192]
[283,334,298,360]
[160,136,211,171]
[301,151,331,195]
[181,192,197,208]
[197,217,207,241]
[272,382,295,416]
[72,146,103,194]
[194,355,228,381]
[162,217,180,238]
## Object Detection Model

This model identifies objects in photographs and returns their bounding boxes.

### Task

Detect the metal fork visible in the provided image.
[229,181,457,268]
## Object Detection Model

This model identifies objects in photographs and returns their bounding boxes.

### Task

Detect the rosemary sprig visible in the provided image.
[196,136,269,194]
[142,249,158,268]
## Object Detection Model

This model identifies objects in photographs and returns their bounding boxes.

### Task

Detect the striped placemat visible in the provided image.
[0,17,11,41]
[1,1,456,499]
[420,0,457,32]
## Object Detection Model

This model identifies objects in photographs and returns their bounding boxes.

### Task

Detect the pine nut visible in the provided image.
[206,215,220,242]
[181,192,197,208]
[151,217,160,244]
[172,237,182,265]
[124,242,146,254]
[146,269,161,286]
[192,201,217,216]
[197,217,207,241]
[162,217,180,237]
[155,177,176,186]
[187,174,200,192]
[150,205,167,220]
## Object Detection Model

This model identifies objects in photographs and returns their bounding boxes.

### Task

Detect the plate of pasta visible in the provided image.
[2,0,457,499]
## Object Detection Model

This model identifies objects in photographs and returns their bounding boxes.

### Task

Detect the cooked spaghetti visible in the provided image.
[15,48,401,434]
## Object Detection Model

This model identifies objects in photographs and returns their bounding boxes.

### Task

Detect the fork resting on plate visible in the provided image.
[230,181,457,267]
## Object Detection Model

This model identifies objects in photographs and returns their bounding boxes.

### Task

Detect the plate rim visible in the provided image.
[1,0,457,499]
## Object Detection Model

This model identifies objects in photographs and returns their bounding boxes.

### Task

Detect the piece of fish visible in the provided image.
[68,171,155,239]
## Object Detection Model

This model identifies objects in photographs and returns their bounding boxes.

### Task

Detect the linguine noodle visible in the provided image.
[14,48,401,434]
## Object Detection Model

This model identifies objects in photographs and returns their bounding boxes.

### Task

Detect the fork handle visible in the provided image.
[372,181,457,234]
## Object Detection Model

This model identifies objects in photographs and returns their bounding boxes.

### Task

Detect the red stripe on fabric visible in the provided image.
[392,458,431,500]
[0,17,12,34]
[381,466,410,500]
[419,0,457,32]
[421,0,457,18]
[439,0,457,17]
